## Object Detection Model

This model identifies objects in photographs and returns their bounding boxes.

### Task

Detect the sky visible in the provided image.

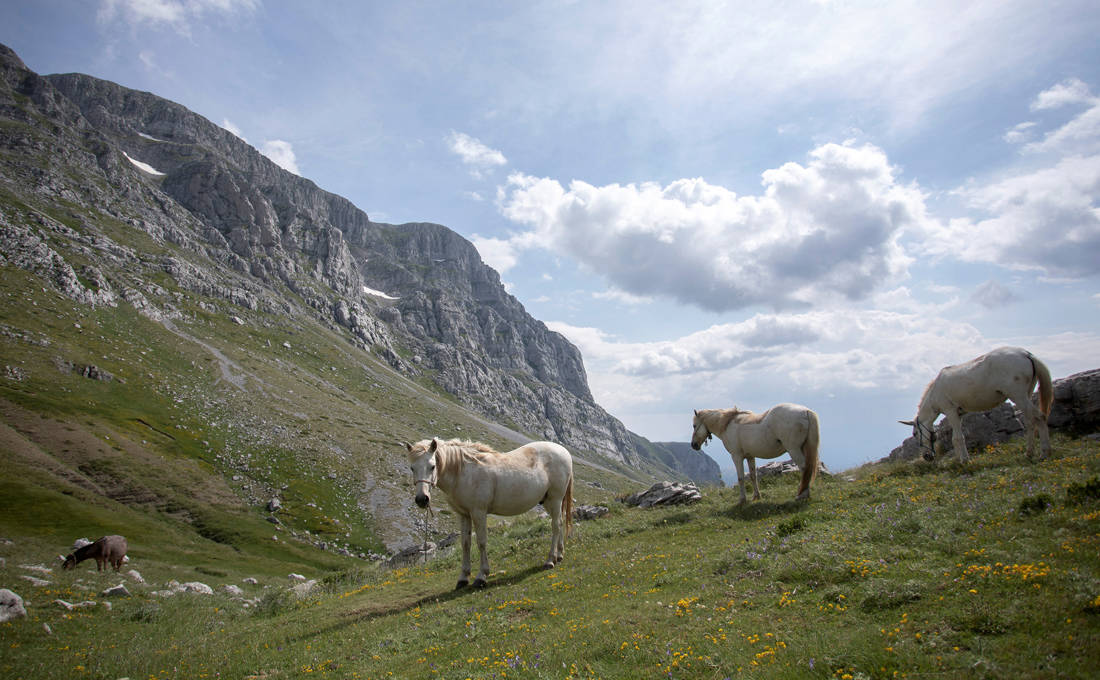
[5,0,1100,473]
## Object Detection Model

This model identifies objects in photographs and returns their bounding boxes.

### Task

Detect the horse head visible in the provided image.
[690,410,712,450]
[898,419,937,461]
[406,438,441,508]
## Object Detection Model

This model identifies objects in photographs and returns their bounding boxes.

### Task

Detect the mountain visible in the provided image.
[0,43,718,554]
[629,435,723,486]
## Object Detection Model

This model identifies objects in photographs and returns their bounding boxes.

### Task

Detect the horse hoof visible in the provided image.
[472,578,488,589]
[455,579,469,590]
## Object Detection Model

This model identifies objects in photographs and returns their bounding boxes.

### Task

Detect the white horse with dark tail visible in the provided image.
[900,346,1053,462]
[406,437,573,589]
[691,404,821,504]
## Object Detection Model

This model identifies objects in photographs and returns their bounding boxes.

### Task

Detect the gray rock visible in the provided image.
[756,459,831,477]
[0,589,27,622]
[623,481,702,508]
[221,584,244,596]
[101,583,130,598]
[290,579,318,599]
[573,504,610,520]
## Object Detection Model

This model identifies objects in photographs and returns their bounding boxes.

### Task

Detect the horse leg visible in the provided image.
[733,454,747,505]
[747,457,760,501]
[1018,398,1051,460]
[945,409,969,462]
[472,510,490,588]
[545,497,562,569]
[787,446,810,500]
[456,514,472,589]
[1037,405,1051,460]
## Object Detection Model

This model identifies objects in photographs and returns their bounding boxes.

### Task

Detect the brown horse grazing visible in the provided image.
[63,535,128,572]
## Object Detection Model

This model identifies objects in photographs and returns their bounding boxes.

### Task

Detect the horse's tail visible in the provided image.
[562,473,574,538]
[797,410,821,498]
[1031,353,1054,419]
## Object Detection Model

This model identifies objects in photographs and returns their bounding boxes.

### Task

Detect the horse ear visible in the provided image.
[898,419,915,426]
[401,441,412,452]
[693,409,699,416]
[429,437,440,453]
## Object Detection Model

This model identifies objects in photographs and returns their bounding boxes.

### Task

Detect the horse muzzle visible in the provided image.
[415,492,430,508]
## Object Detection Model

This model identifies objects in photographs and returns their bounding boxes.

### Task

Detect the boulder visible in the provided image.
[0,589,27,622]
[177,582,213,595]
[101,583,130,598]
[622,481,702,508]
[755,460,831,477]
[388,542,435,567]
[290,579,318,599]
[572,504,610,520]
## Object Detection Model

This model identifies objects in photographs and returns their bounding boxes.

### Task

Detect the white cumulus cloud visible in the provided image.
[915,79,1100,279]
[260,140,301,175]
[497,142,922,311]
[447,131,507,178]
[221,119,247,143]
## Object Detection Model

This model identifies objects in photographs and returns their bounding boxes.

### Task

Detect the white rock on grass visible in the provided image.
[222,585,244,597]
[177,582,213,595]
[288,573,306,581]
[291,579,318,599]
[0,589,27,622]
[101,583,130,598]
[126,569,145,584]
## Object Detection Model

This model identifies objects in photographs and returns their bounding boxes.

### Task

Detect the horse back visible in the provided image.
[467,442,572,516]
[936,347,1037,410]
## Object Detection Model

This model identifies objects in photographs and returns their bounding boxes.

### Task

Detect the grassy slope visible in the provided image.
[2,435,1097,679]
[0,244,635,573]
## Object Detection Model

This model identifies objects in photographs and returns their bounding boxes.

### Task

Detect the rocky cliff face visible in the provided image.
[629,436,724,486]
[0,43,679,469]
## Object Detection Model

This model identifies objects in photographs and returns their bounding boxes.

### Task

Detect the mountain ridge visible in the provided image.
[0,42,720,556]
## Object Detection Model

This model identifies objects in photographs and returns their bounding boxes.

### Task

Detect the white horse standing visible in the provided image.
[900,346,1053,462]
[691,404,821,504]
[406,437,573,589]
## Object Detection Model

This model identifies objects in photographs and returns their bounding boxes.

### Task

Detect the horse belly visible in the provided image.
[489,486,547,516]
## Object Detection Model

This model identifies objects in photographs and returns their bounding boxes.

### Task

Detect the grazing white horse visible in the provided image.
[405,437,573,589]
[900,346,1053,462]
[691,404,821,504]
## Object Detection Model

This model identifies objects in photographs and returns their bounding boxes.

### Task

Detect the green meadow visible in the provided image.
[2,435,1098,679]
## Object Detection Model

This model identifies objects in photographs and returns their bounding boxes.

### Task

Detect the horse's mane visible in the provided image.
[714,407,764,431]
[698,407,762,435]
[436,439,499,470]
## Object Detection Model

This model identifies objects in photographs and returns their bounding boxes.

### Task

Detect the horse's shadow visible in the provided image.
[284,565,546,644]
[711,498,809,521]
